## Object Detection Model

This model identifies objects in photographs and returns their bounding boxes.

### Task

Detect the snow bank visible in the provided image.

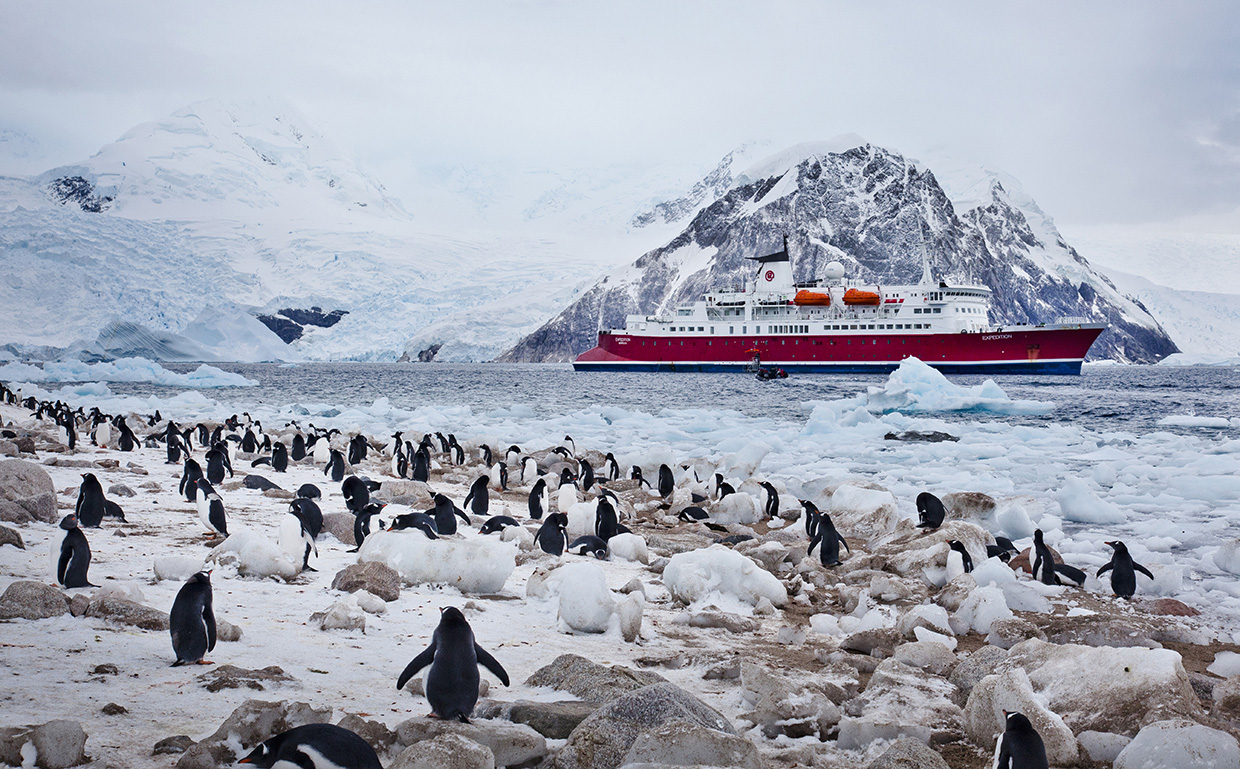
[554,562,616,633]
[357,530,516,594]
[207,529,299,580]
[663,546,788,609]
[0,357,257,387]
[862,357,1054,415]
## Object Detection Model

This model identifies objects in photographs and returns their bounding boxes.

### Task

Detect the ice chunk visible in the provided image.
[913,626,957,650]
[1058,477,1126,524]
[663,546,788,608]
[607,533,649,563]
[554,562,615,633]
[861,357,1054,415]
[1113,720,1240,769]
[154,556,206,582]
[995,502,1035,539]
[357,530,516,594]
[207,528,299,581]
[0,356,257,387]
[1208,651,1240,678]
[954,585,1012,634]
[1213,540,1240,575]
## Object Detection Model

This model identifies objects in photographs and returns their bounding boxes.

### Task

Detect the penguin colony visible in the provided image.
[0,383,1205,769]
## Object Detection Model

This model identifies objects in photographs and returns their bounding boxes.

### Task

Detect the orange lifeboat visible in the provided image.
[842,288,881,306]
[793,290,831,306]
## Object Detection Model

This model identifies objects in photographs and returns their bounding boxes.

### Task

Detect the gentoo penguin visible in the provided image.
[657,464,674,498]
[1097,540,1154,599]
[165,432,182,464]
[291,433,307,461]
[412,445,430,482]
[916,492,946,530]
[289,497,324,540]
[117,419,136,451]
[603,452,620,481]
[463,476,490,517]
[449,437,465,465]
[528,478,549,520]
[312,434,331,465]
[280,510,318,572]
[205,444,233,484]
[391,442,407,479]
[995,710,1049,769]
[241,428,258,454]
[569,535,609,559]
[269,442,289,472]
[562,435,576,456]
[55,514,94,588]
[536,513,568,556]
[74,473,106,528]
[431,493,470,536]
[1031,529,1087,586]
[987,536,1020,562]
[296,483,322,501]
[556,477,578,513]
[169,571,216,666]
[479,444,493,467]
[238,724,382,769]
[351,502,387,551]
[94,420,112,448]
[715,474,735,500]
[504,445,522,466]
[102,498,127,523]
[479,515,520,535]
[760,481,780,518]
[342,475,371,513]
[195,479,228,538]
[324,449,347,482]
[180,458,204,503]
[807,506,849,567]
[521,456,538,484]
[348,434,369,466]
[387,512,438,538]
[396,606,509,723]
[489,461,508,492]
[594,496,630,541]
[677,506,710,522]
[946,539,974,580]
[631,466,650,488]
[579,459,595,492]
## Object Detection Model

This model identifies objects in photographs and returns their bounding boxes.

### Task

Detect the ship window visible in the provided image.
[743,326,747,333]
[699,326,704,331]
[756,326,761,333]
[710,327,714,334]
[914,308,922,314]
[729,326,734,334]
[850,325,858,330]
[933,308,941,314]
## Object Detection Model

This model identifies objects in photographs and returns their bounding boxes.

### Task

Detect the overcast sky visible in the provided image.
[1,1,1237,229]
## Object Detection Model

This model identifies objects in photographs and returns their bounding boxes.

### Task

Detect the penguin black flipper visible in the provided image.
[57,542,72,585]
[204,601,217,653]
[837,533,850,553]
[1134,562,1155,580]
[1097,561,1114,577]
[1053,563,1087,586]
[704,522,728,533]
[474,645,510,686]
[454,504,471,527]
[250,457,272,467]
[807,531,821,557]
[397,643,437,690]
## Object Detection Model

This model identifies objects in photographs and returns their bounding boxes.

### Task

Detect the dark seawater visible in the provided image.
[111,363,1240,437]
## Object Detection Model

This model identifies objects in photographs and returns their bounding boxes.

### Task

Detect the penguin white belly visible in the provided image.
[489,465,503,490]
[313,441,329,464]
[278,515,305,566]
[945,550,966,583]
[196,497,212,531]
[556,484,578,512]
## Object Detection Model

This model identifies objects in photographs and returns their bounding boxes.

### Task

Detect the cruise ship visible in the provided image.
[572,240,1105,374]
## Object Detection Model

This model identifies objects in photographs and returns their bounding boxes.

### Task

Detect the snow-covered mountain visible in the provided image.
[1097,269,1240,358]
[502,138,1178,364]
[0,99,676,363]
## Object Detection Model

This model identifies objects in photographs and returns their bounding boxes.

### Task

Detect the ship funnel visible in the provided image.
[748,238,793,291]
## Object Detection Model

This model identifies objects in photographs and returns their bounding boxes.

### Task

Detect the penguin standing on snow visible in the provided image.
[180,458,204,502]
[1031,529,1087,587]
[489,461,508,492]
[280,509,319,572]
[594,496,630,541]
[995,710,1049,769]
[169,571,216,666]
[351,502,387,551]
[431,494,471,536]
[291,433,307,462]
[324,449,347,483]
[657,464,675,499]
[74,473,107,528]
[195,479,228,538]
[536,513,568,556]
[579,459,595,493]
[521,456,538,484]
[268,442,289,472]
[603,453,620,482]
[759,481,780,519]
[528,478,548,520]
[289,497,324,540]
[806,504,849,567]
[342,476,371,514]
[463,476,489,517]
[1097,540,1154,599]
[205,444,233,484]
[348,434,369,466]
[55,514,95,588]
[916,491,946,530]
[412,445,430,482]
[396,606,509,722]
[238,724,381,769]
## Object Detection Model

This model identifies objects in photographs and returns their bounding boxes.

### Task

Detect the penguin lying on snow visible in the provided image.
[569,535,609,559]
[1098,540,1154,598]
[239,724,381,769]
[169,571,215,666]
[479,515,520,535]
[987,536,1019,562]
[396,606,509,723]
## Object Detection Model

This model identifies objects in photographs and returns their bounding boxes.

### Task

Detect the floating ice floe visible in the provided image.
[357,529,516,594]
[861,357,1055,415]
[0,356,257,388]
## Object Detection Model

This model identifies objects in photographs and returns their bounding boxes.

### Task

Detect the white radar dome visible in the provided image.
[824,261,845,280]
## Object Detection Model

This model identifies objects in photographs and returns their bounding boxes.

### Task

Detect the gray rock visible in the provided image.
[739,661,841,739]
[474,700,599,740]
[685,611,757,633]
[197,665,296,693]
[331,561,401,602]
[82,596,169,631]
[175,740,234,769]
[841,628,901,657]
[395,718,546,768]
[0,524,24,549]
[891,642,958,677]
[216,619,243,642]
[948,645,1007,698]
[556,683,734,769]
[0,440,17,457]
[1113,719,1240,769]
[865,738,950,769]
[29,720,88,769]
[336,714,397,755]
[525,654,667,704]
[107,484,136,498]
[0,499,32,524]
[0,581,69,620]
[262,488,295,500]
[941,492,996,521]
[309,601,366,632]
[204,699,333,755]
[0,727,27,767]
[620,722,761,769]
[390,733,495,769]
[836,660,961,750]
[153,735,195,755]
[322,512,356,546]
[0,459,57,523]
[101,703,127,715]
[1077,730,1132,764]
[985,617,1046,650]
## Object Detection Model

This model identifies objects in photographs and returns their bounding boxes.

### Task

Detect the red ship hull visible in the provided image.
[573,325,1105,375]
